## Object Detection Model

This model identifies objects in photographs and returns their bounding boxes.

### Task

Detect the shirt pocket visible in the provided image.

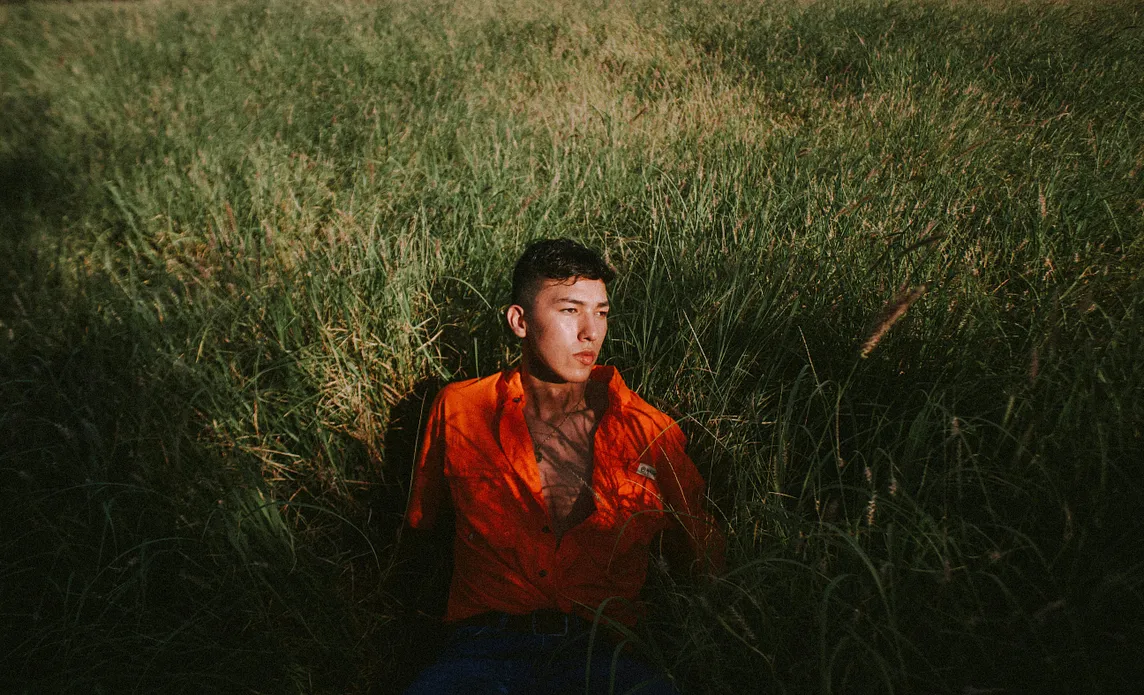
[449,470,521,549]
[594,458,668,551]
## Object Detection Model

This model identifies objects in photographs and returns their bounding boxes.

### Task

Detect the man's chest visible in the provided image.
[440,408,668,546]
[526,409,598,534]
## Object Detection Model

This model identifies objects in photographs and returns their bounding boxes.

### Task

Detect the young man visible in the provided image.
[403,239,724,694]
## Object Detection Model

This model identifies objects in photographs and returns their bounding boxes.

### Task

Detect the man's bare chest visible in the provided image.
[527,410,598,536]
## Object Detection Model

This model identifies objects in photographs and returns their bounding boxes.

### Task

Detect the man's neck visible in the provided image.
[519,358,590,423]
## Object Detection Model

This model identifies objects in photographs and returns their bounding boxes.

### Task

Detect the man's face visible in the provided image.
[509,277,609,383]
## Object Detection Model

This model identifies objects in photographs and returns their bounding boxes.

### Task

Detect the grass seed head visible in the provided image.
[860,284,928,358]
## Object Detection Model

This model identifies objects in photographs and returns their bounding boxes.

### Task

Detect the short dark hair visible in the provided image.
[511,238,616,308]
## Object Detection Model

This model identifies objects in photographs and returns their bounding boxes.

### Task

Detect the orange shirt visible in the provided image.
[406,365,724,626]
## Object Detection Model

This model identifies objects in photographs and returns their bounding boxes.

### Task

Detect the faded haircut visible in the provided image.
[510,238,616,308]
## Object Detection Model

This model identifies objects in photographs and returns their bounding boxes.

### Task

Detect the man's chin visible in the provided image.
[555,363,595,384]
[523,349,599,383]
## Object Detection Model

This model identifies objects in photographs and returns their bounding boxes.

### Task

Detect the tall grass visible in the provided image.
[2,0,1142,692]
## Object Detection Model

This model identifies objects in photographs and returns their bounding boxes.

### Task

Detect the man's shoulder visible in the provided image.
[610,381,682,440]
[434,370,510,410]
[619,389,671,421]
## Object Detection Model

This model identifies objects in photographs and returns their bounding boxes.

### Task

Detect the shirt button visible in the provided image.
[542,525,551,534]
[538,569,548,578]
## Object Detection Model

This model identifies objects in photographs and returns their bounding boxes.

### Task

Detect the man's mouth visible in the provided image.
[573,351,597,365]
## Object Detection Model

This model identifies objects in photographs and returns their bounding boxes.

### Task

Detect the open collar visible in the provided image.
[492,365,634,504]
[494,365,632,417]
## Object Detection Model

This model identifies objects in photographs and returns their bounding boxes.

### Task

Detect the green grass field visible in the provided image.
[2,0,1142,692]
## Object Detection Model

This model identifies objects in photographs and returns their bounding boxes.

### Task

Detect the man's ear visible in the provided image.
[506,304,527,339]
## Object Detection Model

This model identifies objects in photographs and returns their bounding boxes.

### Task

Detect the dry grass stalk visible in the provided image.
[859,284,928,358]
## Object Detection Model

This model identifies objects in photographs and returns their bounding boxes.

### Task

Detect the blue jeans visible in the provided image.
[402,617,680,695]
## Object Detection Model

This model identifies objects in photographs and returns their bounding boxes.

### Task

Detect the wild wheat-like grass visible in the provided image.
[859,284,928,359]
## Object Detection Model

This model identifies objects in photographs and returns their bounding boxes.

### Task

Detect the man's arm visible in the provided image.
[655,421,726,578]
[406,389,448,531]
[391,390,452,616]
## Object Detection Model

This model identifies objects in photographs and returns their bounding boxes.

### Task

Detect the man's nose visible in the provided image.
[579,314,604,342]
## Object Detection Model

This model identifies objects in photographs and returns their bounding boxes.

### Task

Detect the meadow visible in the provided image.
[2,0,1142,692]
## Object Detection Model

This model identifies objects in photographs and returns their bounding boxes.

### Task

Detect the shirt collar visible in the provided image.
[496,364,632,413]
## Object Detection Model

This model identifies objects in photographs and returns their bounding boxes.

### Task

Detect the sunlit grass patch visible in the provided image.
[462,10,796,159]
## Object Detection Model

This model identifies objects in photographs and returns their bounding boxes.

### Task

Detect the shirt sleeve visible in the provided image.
[405,388,449,530]
[655,421,726,576]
